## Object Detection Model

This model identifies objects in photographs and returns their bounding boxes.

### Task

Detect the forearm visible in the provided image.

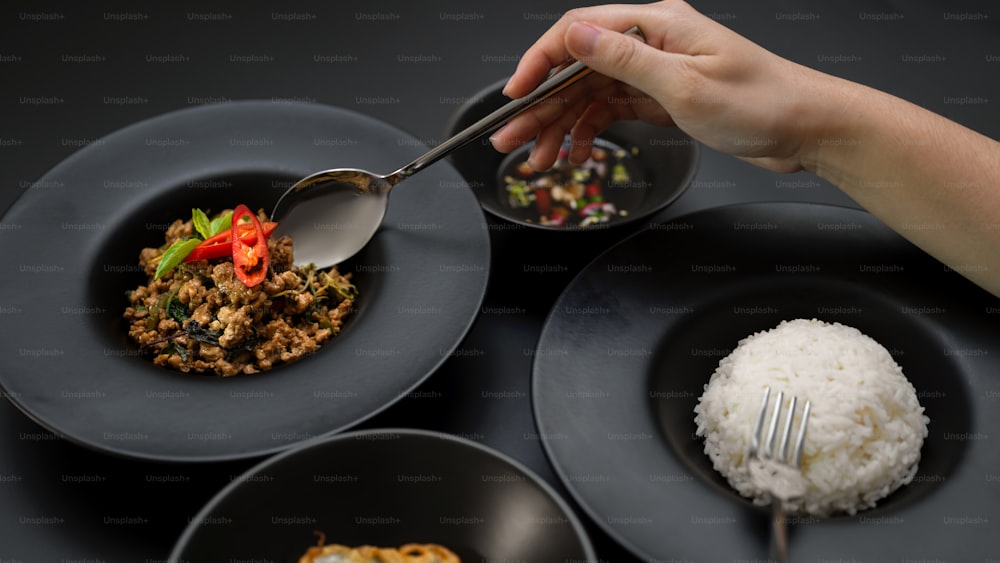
[490,1,1000,296]
[801,73,1000,296]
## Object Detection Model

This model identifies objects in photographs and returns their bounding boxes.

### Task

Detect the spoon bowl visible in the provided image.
[270,169,394,270]
[271,26,644,269]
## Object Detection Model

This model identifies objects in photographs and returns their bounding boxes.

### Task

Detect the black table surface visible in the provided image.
[2,1,998,561]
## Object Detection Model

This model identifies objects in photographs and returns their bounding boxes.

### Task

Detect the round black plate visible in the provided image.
[445,78,699,231]
[533,202,1000,560]
[168,428,596,562]
[0,101,490,462]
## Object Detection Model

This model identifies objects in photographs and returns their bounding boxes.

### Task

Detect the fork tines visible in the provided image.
[750,386,811,469]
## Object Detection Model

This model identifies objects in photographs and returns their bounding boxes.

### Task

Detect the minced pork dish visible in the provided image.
[123,205,357,376]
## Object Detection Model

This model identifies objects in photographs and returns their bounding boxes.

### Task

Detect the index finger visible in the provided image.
[502,3,672,98]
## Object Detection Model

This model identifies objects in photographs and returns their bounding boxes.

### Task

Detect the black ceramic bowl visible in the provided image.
[532,202,1000,561]
[168,429,597,562]
[445,78,699,231]
[0,101,490,462]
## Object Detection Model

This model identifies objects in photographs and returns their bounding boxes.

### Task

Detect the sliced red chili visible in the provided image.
[231,204,269,287]
[534,188,552,217]
[183,221,278,263]
[183,241,228,263]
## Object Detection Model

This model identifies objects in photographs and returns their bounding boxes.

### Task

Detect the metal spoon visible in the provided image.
[270,26,644,268]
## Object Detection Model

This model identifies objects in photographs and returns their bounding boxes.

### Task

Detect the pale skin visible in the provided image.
[489,1,1000,297]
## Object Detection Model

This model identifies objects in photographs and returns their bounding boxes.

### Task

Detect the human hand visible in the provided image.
[489,0,839,174]
[491,1,1000,298]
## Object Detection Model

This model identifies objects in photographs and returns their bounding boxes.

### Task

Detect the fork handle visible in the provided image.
[770,502,790,563]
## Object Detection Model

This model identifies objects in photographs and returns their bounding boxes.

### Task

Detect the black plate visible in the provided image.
[445,78,699,231]
[533,202,1000,560]
[168,428,596,562]
[0,101,490,462]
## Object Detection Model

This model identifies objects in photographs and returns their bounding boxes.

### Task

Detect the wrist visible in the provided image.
[793,69,870,183]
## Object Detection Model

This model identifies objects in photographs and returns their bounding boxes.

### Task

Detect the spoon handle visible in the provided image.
[390,25,644,182]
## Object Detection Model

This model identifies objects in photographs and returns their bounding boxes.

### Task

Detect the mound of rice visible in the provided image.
[693,318,928,516]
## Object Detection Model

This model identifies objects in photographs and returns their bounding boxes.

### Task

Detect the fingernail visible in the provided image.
[567,21,601,57]
[488,126,505,148]
[526,154,541,171]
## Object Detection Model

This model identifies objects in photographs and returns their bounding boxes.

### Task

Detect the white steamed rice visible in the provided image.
[693,318,929,516]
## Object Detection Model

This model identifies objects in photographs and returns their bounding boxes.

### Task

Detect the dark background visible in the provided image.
[1,1,998,561]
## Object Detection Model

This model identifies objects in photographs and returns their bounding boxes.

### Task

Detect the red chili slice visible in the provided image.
[183,221,278,263]
[231,204,269,287]
[183,241,229,263]
[534,188,552,217]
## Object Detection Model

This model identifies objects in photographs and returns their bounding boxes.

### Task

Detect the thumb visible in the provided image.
[564,22,668,98]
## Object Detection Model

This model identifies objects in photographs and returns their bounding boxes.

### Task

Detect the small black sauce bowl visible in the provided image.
[445,78,700,232]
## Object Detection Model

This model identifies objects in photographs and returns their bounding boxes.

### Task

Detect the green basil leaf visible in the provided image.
[208,211,233,237]
[154,238,202,280]
[191,208,212,239]
[163,341,190,362]
[166,296,189,323]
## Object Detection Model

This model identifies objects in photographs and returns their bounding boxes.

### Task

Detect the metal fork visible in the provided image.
[748,386,811,563]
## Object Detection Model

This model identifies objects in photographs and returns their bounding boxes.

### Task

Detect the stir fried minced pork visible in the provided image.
[123,211,356,376]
